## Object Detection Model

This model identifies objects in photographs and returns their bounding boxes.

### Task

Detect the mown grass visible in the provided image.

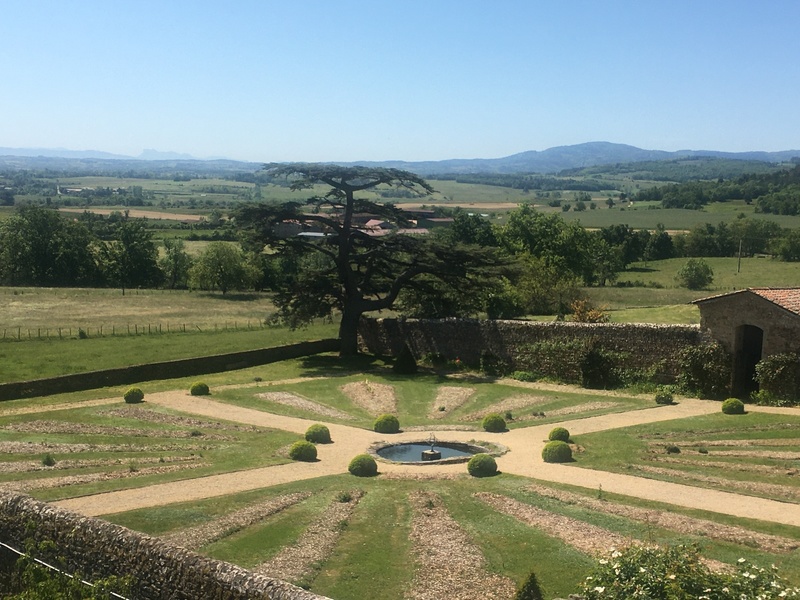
[572,411,800,502]
[0,323,338,383]
[213,368,652,432]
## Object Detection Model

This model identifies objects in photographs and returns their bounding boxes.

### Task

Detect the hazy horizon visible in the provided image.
[3,1,799,163]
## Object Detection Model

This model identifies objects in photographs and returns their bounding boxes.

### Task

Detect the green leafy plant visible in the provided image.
[335,490,353,503]
[481,413,507,433]
[288,440,318,461]
[676,257,714,289]
[754,352,800,406]
[373,414,400,434]
[677,342,731,399]
[580,545,800,600]
[305,423,332,444]
[41,454,56,467]
[123,387,144,404]
[547,426,570,442]
[348,454,378,477]
[541,440,572,463]
[722,397,746,414]
[467,453,498,477]
[654,388,674,405]
[189,381,210,396]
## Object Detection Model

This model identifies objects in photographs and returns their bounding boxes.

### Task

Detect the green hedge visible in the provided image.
[348,454,378,477]
[305,424,332,444]
[542,440,572,463]
[373,414,400,434]
[467,453,497,477]
[288,440,317,461]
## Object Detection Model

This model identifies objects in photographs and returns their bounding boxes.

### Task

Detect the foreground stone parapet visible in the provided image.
[0,492,329,600]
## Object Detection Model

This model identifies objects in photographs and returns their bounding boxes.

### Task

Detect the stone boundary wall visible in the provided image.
[359,318,703,378]
[0,492,330,600]
[0,338,340,402]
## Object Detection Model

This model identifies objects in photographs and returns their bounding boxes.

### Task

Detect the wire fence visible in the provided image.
[1,319,271,342]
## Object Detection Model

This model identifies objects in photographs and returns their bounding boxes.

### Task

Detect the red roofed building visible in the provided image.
[693,288,800,395]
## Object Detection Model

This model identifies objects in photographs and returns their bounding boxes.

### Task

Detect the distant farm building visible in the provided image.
[693,288,800,396]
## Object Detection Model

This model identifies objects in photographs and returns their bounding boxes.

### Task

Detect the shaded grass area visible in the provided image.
[0,322,338,383]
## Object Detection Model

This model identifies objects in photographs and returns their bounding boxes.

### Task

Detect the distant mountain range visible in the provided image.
[1,142,799,175]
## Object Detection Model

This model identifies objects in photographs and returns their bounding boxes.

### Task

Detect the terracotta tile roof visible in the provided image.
[693,287,800,316]
[749,288,800,315]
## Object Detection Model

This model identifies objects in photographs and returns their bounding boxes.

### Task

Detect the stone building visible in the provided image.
[693,288,800,396]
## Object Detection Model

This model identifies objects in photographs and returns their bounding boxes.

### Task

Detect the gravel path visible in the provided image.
[405,491,516,600]
[31,388,800,530]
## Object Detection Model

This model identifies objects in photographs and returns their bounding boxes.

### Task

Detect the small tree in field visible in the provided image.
[676,258,714,290]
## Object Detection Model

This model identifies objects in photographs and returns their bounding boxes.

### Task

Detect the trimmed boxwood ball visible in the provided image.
[190,382,210,396]
[654,390,674,405]
[348,454,378,477]
[288,440,317,462]
[123,387,144,404]
[542,440,572,463]
[305,423,332,444]
[467,453,497,477]
[482,413,506,433]
[721,398,746,415]
[373,414,400,434]
[548,426,570,442]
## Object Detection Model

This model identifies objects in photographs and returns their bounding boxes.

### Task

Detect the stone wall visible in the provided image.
[359,318,703,380]
[0,338,340,402]
[0,492,329,600]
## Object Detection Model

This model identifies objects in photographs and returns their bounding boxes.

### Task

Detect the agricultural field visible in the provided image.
[1,363,799,599]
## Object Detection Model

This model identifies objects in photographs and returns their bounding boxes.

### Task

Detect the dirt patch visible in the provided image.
[0,455,201,474]
[340,381,396,416]
[255,391,354,421]
[524,483,798,553]
[646,444,800,461]
[100,407,265,432]
[644,455,800,477]
[2,420,234,440]
[405,491,515,600]
[0,441,214,454]
[1,463,204,492]
[161,492,312,549]
[632,465,800,502]
[428,386,475,419]
[255,491,364,586]
[476,491,632,556]
[380,472,464,482]
[653,438,800,448]
[459,395,551,421]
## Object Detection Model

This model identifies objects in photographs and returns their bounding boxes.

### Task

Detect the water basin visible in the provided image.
[373,440,494,464]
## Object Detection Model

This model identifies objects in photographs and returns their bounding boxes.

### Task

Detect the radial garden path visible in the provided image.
[52,389,800,529]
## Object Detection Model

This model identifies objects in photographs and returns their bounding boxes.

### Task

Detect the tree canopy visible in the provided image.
[234,164,506,355]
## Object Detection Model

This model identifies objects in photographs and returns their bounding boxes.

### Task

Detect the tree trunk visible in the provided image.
[338,303,363,357]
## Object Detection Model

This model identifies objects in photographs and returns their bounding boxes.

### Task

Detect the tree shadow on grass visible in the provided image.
[299,353,389,378]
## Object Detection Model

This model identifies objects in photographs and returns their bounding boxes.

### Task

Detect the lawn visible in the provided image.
[3,359,800,598]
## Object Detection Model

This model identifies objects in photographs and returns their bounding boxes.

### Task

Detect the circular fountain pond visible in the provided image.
[371,438,497,465]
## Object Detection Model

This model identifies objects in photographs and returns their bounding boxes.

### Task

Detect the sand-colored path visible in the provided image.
[51,391,800,529]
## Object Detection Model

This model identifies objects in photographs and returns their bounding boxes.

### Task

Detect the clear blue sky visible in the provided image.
[2,0,799,162]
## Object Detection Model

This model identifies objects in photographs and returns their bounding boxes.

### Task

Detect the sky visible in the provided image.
[2,0,800,163]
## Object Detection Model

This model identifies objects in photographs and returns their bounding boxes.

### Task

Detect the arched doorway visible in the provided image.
[733,324,763,397]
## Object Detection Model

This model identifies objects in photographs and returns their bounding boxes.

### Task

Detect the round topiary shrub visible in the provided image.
[373,414,400,434]
[288,440,317,462]
[654,389,674,405]
[305,423,332,444]
[190,382,210,396]
[542,440,572,463]
[123,387,144,404]
[721,397,745,415]
[467,453,497,478]
[482,413,506,433]
[548,426,570,442]
[348,454,378,477]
